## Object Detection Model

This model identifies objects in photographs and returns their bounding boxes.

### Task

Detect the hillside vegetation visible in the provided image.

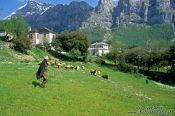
[82,24,175,46]
[0,48,174,115]
[112,24,174,46]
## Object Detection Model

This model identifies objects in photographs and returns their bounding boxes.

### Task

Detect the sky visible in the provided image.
[0,0,118,20]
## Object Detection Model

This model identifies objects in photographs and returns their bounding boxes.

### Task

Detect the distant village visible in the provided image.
[0,27,110,56]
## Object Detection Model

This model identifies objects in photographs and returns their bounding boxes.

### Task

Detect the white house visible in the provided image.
[0,29,13,41]
[29,27,56,45]
[0,29,7,37]
[89,42,110,56]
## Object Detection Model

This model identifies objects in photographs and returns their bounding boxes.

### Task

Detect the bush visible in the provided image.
[113,63,138,73]
[12,36,32,53]
[0,36,7,41]
[57,31,90,58]
[68,49,82,61]
[95,58,106,65]
[83,53,92,63]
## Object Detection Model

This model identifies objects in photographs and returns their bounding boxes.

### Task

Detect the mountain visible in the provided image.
[35,1,94,32]
[112,0,175,26]
[147,0,175,24]
[112,0,146,27]
[6,0,54,19]
[81,0,115,30]
[6,0,175,33]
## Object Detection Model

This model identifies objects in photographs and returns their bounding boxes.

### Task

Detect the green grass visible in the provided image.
[0,48,174,115]
[30,48,51,61]
[0,61,174,115]
[0,48,51,63]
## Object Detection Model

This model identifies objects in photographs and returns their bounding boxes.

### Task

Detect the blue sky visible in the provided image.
[0,0,100,20]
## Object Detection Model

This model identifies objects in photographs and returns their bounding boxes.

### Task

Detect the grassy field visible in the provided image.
[0,48,175,115]
[0,61,174,115]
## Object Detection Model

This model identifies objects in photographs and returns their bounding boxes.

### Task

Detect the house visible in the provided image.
[89,42,110,56]
[0,29,7,37]
[0,29,13,41]
[29,27,56,45]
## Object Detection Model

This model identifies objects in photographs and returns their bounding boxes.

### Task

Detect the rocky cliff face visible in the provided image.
[112,0,148,27]
[7,1,93,32]
[139,0,149,23]
[147,0,175,24]
[111,0,175,27]
[36,1,93,32]
[81,0,115,30]
[7,0,175,32]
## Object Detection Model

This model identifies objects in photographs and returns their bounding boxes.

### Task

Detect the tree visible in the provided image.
[43,39,51,51]
[2,16,28,38]
[52,36,62,53]
[68,48,82,60]
[166,43,175,73]
[106,40,125,64]
[56,31,90,60]
[145,39,168,53]
[12,35,32,53]
[125,47,149,70]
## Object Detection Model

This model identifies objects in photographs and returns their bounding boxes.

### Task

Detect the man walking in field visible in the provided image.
[36,56,49,88]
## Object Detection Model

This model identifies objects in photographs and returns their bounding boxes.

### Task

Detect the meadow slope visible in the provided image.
[0,48,174,115]
[0,62,174,115]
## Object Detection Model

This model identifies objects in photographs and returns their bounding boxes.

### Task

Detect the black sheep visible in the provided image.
[101,75,108,80]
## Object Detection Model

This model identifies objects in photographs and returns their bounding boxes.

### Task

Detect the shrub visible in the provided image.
[12,36,32,53]
[113,63,138,73]
[68,49,82,61]
[57,31,90,59]
[95,58,106,65]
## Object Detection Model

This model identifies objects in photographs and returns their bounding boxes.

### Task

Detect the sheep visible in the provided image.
[81,66,85,70]
[60,62,65,65]
[74,66,80,70]
[54,61,65,68]
[50,61,55,65]
[101,75,108,80]
[90,69,97,75]
[70,65,74,70]
[56,63,62,68]
[65,65,74,70]
[97,71,101,75]
[7,61,12,64]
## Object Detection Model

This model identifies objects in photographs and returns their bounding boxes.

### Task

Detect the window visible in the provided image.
[30,34,33,39]
[44,34,46,38]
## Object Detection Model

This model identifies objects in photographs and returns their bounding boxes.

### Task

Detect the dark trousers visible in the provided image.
[42,78,48,84]
[41,72,48,87]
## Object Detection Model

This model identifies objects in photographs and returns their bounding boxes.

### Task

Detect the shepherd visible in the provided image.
[36,56,49,88]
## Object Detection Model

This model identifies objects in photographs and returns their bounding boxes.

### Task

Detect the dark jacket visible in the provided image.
[36,59,48,80]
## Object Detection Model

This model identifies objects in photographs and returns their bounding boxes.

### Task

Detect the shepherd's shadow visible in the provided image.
[32,81,41,87]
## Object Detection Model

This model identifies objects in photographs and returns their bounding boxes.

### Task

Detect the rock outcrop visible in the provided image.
[81,0,115,30]
[6,0,175,32]
[36,1,93,32]
[112,0,148,27]
[147,0,175,24]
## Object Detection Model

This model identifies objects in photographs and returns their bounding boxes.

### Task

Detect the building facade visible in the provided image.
[89,42,110,56]
[0,29,7,37]
[29,27,56,45]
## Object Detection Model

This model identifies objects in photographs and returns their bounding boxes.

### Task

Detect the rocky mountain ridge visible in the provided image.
[7,0,175,32]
